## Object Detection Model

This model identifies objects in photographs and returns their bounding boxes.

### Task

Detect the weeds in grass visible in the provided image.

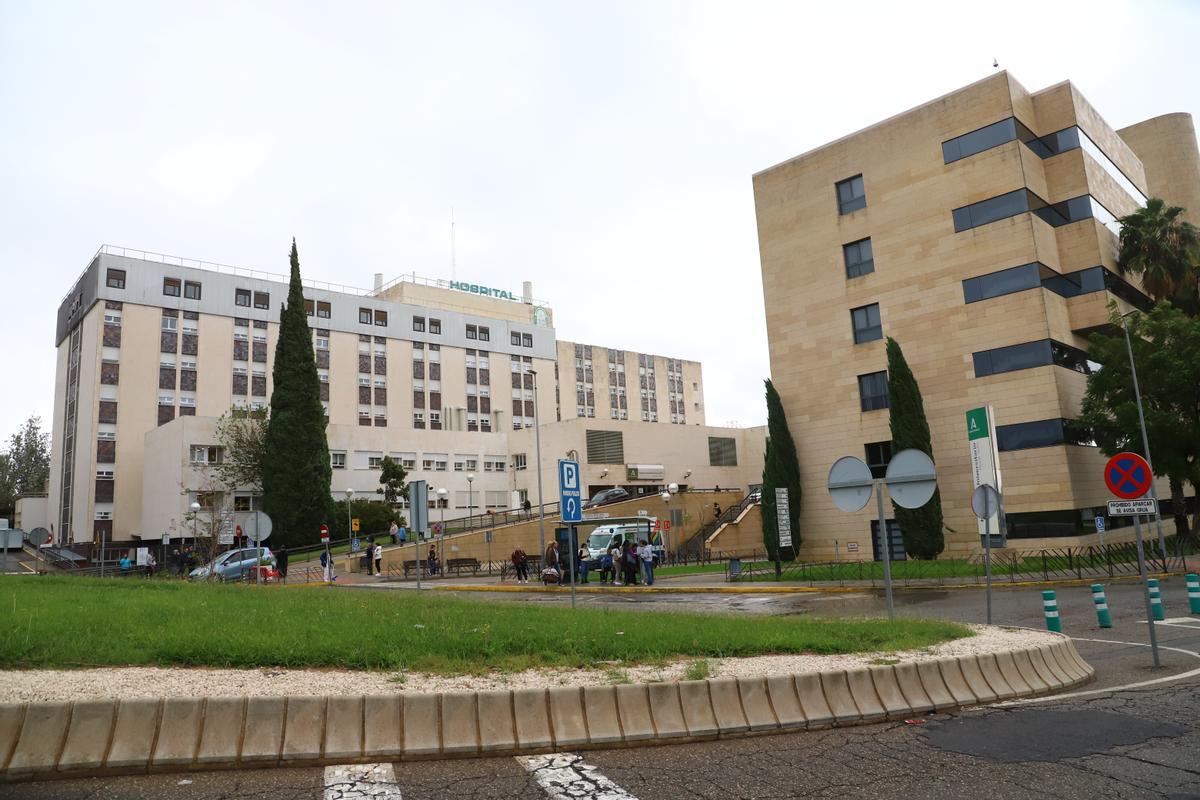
[868,657,900,666]
[682,659,711,681]
[605,668,632,685]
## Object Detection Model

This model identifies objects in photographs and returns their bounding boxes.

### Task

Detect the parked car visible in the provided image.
[582,487,630,510]
[748,487,762,503]
[189,547,275,581]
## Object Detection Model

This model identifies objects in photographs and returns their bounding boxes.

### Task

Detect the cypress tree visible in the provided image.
[262,240,331,548]
[885,337,944,559]
[760,378,800,563]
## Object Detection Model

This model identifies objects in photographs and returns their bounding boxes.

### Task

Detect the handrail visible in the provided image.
[675,489,754,557]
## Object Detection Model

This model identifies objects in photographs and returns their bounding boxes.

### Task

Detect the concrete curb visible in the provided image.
[0,638,1094,783]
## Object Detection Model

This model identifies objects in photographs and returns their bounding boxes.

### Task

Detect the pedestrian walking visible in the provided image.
[511,547,529,583]
[577,542,591,584]
[714,502,722,521]
[389,521,399,544]
[545,541,560,578]
[320,549,332,583]
[119,553,132,577]
[638,539,655,586]
[398,525,407,545]
[363,537,373,575]
[276,548,289,580]
[523,498,532,519]
[374,542,383,576]
[146,552,156,578]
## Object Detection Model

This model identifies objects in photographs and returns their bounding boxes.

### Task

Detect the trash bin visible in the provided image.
[728,557,742,581]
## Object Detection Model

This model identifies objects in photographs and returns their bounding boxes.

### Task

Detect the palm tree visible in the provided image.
[1116,198,1200,308]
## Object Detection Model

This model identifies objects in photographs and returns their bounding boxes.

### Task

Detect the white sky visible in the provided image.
[2,0,1198,442]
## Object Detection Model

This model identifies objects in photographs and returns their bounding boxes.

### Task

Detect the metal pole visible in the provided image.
[1122,314,1168,562]
[254,511,260,585]
[875,479,894,620]
[568,524,577,608]
[1133,514,1162,667]
[532,370,546,558]
[983,505,993,626]
[415,521,422,591]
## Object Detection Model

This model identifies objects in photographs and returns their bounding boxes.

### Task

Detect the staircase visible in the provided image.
[674,487,760,560]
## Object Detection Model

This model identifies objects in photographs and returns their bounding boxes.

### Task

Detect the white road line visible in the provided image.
[324,763,403,799]
[517,753,639,799]
[993,636,1200,706]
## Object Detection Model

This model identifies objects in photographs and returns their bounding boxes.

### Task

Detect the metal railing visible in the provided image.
[674,489,756,558]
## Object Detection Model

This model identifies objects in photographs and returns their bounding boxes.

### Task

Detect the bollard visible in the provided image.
[1090,583,1112,628]
[1042,589,1062,632]
[1187,573,1200,615]
[1147,578,1165,621]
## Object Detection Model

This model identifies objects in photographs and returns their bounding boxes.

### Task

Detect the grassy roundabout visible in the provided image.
[0,577,970,675]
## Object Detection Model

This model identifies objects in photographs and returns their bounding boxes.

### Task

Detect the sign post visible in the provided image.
[971,484,1001,625]
[410,481,429,590]
[1095,515,1106,549]
[558,460,581,608]
[774,488,791,580]
[1104,452,1160,667]
[966,406,1006,548]
[319,523,330,586]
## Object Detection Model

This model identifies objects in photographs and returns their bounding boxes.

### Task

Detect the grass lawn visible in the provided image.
[0,577,970,675]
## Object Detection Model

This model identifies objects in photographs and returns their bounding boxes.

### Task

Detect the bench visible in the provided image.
[402,560,432,578]
[445,557,482,576]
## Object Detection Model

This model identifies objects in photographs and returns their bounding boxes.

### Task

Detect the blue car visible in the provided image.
[189,547,274,581]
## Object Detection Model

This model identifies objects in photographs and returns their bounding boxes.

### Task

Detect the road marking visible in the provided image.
[1158,617,1200,628]
[517,752,639,799]
[993,636,1200,706]
[324,763,402,799]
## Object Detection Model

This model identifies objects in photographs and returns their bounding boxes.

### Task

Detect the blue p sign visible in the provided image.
[559,459,582,522]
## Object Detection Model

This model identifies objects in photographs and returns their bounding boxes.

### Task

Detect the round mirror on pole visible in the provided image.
[826,456,874,512]
[883,449,937,509]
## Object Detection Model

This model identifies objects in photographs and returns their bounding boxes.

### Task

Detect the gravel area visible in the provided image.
[0,625,1059,703]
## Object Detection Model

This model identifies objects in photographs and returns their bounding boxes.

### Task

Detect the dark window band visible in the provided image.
[972,338,1096,378]
[953,190,1118,234]
[996,418,1094,451]
[963,263,1152,309]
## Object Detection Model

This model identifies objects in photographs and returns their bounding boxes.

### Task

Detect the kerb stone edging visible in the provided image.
[0,637,1094,783]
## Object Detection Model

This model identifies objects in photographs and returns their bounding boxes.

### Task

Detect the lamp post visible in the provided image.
[1120,311,1168,561]
[188,501,200,581]
[529,368,546,558]
[437,487,447,539]
[345,488,354,575]
[666,482,679,556]
[467,472,475,530]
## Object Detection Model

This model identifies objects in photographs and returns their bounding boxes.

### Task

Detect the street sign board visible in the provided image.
[319,523,329,543]
[162,533,170,545]
[1107,499,1158,516]
[775,487,793,549]
[884,449,938,509]
[410,481,429,535]
[847,542,859,553]
[218,532,235,545]
[1104,453,1153,500]
[558,459,582,522]
[582,512,610,521]
[966,405,1005,541]
[352,518,361,532]
[827,456,874,512]
[971,484,1001,519]
[246,511,272,542]
[1095,516,1106,533]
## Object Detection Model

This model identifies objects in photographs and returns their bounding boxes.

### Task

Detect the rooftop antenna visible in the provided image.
[451,207,456,281]
[993,57,1000,69]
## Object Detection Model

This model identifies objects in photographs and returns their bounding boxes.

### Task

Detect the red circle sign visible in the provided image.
[1104,452,1153,499]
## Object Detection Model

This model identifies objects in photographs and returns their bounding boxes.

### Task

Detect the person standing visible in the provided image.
[638,539,655,586]
[523,498,532,519]
[389,521,399,545]
[511,547,528,584]
[320,549,332,583]
[544,540,560,581]
[119,553,132,577]
[427,544,438,577]
[398,525,407,545]
[276,548,289,581]
[714,502,722,521]
[576,541,591,584]
[374,542,383,576]
[609,542,623,585]
[145,552,156,578]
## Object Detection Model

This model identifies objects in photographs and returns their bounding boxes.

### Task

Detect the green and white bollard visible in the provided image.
[1091,583,1112,628]
[1187,573,1200,615]
[1147,578,1165,621]
[1042,590,1062,632]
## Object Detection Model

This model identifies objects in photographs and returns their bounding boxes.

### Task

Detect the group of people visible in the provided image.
[513,538,656,587]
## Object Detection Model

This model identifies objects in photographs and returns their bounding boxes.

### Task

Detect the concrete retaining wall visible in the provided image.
[0,638,1093,782]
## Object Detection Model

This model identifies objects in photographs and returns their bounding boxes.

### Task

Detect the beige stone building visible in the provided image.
[753,72,1200,559]
[49,247,761,549]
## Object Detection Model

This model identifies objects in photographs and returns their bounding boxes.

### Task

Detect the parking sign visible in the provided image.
[559,459,582,522]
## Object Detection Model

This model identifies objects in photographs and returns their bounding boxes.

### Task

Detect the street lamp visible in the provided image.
[188,501,201,581]
[466,472,475,530]
[1119,311,1168,561]
[529,368,546,558]
[437,487,447,537]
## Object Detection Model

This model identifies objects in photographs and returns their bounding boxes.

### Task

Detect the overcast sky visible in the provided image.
[2,0,1198,444]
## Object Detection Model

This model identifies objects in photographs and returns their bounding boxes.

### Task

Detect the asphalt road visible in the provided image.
[7,580,1199,799]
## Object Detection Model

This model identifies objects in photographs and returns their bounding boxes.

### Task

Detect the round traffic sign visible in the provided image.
[971,484,1001,519]
[1104,452,1152,500]
[827,456,874,513]
[884,449,938,510]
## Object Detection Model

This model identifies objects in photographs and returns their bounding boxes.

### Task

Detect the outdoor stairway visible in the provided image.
[675,489,759,559]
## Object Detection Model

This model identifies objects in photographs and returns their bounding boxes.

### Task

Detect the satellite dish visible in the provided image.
[884,449,937,509]
[827,456,874,513]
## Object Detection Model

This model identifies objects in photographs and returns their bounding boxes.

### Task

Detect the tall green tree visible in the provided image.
[885,337,945,559]
[0,453,14,519]
[1116,198,1200,311]
[211,406,269,493]
[1080,304,1200,541]
[7,416,50,497]
[760,379,800,566]
[377,456,409,507]
[262,241,331,548]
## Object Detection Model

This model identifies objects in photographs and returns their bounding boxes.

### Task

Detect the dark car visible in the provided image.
[583,487,630,509]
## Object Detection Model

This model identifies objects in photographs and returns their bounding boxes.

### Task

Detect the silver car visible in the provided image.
[189,547,274,581]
